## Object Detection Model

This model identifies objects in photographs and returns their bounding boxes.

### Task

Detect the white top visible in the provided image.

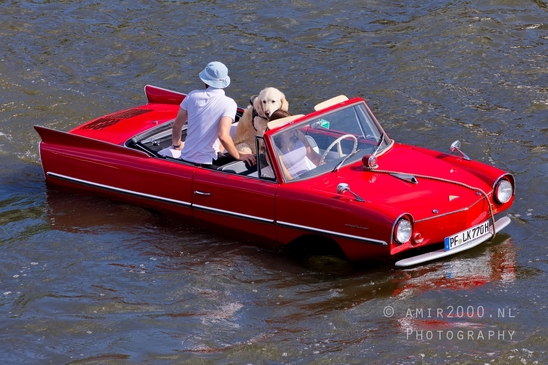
[280,140,309,178]
[180,87,237,164]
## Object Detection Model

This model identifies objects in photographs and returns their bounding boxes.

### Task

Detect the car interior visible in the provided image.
[126,96,382,181]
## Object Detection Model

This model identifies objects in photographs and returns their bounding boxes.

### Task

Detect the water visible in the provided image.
[1,1,548,363]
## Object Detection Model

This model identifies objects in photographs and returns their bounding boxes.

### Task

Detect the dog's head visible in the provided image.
[254,87,289,119]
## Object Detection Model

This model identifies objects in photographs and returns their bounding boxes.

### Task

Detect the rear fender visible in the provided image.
[145,85,186,105]
[34,125,150,159]
[144,84,246,121]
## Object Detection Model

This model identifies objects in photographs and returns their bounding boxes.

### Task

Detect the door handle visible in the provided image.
[194,190,211,196]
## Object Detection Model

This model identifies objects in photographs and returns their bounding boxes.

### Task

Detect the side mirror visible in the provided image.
[337,183,350,194]
[337,183,365,202]
[450,140,471,160]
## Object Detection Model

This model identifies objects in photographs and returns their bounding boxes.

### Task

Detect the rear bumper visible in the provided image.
[395,216,511,267]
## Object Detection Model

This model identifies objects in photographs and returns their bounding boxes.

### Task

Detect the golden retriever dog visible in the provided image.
[233,87,289,154]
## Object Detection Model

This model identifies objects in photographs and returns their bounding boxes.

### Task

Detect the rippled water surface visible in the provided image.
[1,1,548,364]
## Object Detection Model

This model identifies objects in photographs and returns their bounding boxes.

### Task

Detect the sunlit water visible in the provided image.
[1,1,548,363]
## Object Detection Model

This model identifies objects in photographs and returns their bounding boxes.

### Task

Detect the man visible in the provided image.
[171,61,255,167]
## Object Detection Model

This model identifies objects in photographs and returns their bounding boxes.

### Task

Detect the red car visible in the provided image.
[35,85,515,267]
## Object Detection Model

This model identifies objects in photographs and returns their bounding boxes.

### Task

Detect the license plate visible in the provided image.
[444,220,492,251]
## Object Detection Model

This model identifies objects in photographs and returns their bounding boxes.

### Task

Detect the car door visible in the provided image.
[191,168,278,242]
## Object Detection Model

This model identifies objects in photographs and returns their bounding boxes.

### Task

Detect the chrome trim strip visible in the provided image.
[48,173,273,224]
[192,204,274,223]
[277,220,388,246]
[414,196,485,223]
[47,172,192,207]
[48,172,389,244]
[395,216,511,267]
[415,207,470,222]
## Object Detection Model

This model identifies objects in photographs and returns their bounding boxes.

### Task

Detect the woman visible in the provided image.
[271,110,322,180]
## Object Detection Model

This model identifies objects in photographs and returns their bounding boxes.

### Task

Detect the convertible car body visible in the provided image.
[35,85,515,267]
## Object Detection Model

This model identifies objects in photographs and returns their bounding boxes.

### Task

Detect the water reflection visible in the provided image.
[394,237,516,295]
[14,158,525,362]
[4,0,548,360]
[45,186,515,285]
[289,237,517,316]
[44,189,159,234]
[393,238,518,342]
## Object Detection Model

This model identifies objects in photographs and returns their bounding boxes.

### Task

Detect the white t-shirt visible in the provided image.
[180,87,237,164]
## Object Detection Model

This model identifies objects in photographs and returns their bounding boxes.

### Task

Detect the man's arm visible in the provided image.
[218,116,256,165]
[171,108,188,150]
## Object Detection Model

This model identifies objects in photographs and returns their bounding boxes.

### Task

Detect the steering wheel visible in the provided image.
[320,134,358,165]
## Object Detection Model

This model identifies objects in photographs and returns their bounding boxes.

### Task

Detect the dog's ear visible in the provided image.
[281,92,289,111]
[253,95,264,116]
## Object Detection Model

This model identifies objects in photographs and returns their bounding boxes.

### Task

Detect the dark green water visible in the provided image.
[1,1,547,363]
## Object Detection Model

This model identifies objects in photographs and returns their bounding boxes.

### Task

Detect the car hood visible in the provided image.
[310,143,493,220]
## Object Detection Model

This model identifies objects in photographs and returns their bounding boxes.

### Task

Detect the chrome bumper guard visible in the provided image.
[395,216,512,267]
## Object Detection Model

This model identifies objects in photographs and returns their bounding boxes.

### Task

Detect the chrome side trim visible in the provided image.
[47,172,386,243]
[192,204,274,224]
[277,220,388,246]
[47,172,192,207]
[48,173,272,224]
[395,216,511,267]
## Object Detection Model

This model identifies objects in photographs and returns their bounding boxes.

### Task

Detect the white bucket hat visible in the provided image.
[199,61,231,88]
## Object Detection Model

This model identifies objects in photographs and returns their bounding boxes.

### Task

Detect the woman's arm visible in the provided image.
[278,156,293,180]
[296,130,321,166]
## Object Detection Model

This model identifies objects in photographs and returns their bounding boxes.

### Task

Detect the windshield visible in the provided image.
[270,101,391,181]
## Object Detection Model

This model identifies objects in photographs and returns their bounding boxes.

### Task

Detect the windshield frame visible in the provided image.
[266,99,393,183]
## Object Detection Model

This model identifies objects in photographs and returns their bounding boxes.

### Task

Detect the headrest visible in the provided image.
[313,95,349,111]
[266,114,305,130]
